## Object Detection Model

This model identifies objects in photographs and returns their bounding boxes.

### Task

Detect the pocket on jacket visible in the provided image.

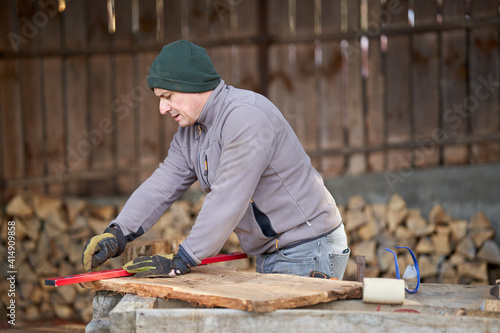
[203,142,221,186]
[251,201,278,239]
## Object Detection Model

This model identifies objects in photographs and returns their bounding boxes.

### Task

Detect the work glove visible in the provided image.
[82,226,127,272]
[122,254,191,278]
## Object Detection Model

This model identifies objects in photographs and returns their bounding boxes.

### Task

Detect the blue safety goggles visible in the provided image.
[385,246,420,294]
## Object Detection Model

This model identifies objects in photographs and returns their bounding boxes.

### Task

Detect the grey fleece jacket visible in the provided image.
[110,80,342,266]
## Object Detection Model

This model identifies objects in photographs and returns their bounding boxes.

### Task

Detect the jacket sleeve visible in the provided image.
[178,106,276,266]
[109,134,197,242]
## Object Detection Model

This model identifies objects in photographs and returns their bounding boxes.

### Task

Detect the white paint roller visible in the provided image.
[363,278,405,304]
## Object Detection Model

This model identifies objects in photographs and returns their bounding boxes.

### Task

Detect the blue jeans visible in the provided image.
[256,223,350,280]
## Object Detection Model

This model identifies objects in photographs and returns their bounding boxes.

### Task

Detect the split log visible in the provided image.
[6,194,33,216]
[347,195,366,210]
[449,220,468,242]
[44,210,68,238]
[33,195,63,219]
[439,260,458,284]
[470,211,492,229]
[429,204,452,224]
[386,194,408,232]
[418,255,440,279]
[415,237,433,254]
[90,205,116,221]
[470,229,495,248]
[357,219,378,241]
[432,233,451,256]
[65,197,87,223]
[477,240,500,265]
[455,236,476,260]
[457,262,488,282]
[406,210,427,232]
[345,209,369,232]
[351,240,377,265]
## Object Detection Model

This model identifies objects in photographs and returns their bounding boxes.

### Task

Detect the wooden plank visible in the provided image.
[385,0,410,144]
[134,308,500,333]
[42,56,65,196]
[83,266,362,312]
[164,0,182,42]
[346,0,365,175]
[20,57,45,193]
[268,44,291,125]
[295,0,315,37]
[207,0,232,39]
[17,0,41,53]
[62,0,86,49]
[207,46,232,86]
[38,0,62,52]
[294,43,317,154]
[317,40,344,176]
[234,0,258,38]
[0,59,24,199]
[114,0,134,48]
[385,0,411,173]
[412,3,439,168]
[137,52,161,182]
[468,16,500,164]
[385,0,409,29]
[134,0,158,46]
[110,294,158,333]
[413,0,437,26]
[237,45,259,92]
[0,0,18,53]
[268,0,289,37]
[441,0,466,23]
[88,55,114,195]
[312,283,495,311]
[470,0,499,20]
[183,0,208,40]
[114,53,138,193]
[321,0,341,34]
[64,56,89,195]
[88,0,111,49]
[441,0,468,165]
[365,0,384,173]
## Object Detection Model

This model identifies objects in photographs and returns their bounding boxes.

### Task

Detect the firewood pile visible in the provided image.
[341,194,500,285]
[0,191,498,323]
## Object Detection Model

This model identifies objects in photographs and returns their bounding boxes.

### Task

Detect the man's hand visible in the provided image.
[82,226,127,272]
[122,254,191,278]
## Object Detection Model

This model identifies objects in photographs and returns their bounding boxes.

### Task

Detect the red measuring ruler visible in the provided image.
[45,252,247,287]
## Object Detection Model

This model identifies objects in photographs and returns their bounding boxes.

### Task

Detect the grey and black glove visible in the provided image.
[82,226,127,272]
[122,254,191,278]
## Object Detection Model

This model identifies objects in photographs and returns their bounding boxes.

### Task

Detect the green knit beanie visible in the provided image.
[148,40,221,93]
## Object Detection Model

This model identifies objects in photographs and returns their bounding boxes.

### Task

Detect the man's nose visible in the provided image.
[159,100,171,114]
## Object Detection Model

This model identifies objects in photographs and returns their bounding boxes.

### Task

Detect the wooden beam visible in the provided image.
[134,308,500,332]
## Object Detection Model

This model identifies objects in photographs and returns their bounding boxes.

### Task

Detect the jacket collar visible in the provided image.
[195,80,226,132]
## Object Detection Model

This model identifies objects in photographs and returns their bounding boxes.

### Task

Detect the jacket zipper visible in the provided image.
[197,124,211,188]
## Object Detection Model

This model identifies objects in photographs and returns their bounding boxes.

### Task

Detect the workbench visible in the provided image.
[84,277,500,332]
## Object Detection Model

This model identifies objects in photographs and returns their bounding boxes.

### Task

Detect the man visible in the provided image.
[82,40,349,279]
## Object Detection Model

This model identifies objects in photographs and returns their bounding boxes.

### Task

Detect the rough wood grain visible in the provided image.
[83,266,362,312]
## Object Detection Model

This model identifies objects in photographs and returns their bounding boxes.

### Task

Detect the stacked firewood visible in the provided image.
[0,192,126,323]
[1,191,498,323]
[342,194,500,285]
